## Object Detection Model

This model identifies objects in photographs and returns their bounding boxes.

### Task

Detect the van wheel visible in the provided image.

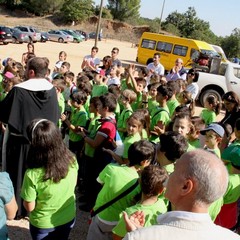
[199,89,222,107]
[146,58,153,65]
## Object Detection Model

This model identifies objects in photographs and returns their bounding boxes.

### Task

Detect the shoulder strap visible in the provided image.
[152,108,169,120]
[91,180,139,217]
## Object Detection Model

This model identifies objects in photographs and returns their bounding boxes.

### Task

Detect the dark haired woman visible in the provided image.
[220,91,240,131]
[21,119,78,240]
[186,68,199,101]
[21,43,35,67]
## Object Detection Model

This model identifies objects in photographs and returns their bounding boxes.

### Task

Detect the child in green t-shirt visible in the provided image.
[200,123,225,158]
[149,85,171,143]
[127,64,146,111]
[147,82,161,115]
[200,95,222,125]
[177,90,195,117]
[92,70,108,97]
[52,79,66,128]
[188,116,206,149]
[112,165,168,239]
[167,80,180,118]
[87,140,155,240]
[108,84,121,121]
[61,91,88,172]
[104,112,143,165]
[117,89,136,140]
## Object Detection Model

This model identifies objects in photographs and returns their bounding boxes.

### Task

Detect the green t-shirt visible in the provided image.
[208,197,224,221]
[115,102,121,121]
[58,93,65,128]
[69,106,88,142]
[204,147,221,158]
[84,95,91,117]
[131,92,142,111]
[92,84,108,97]
[84,116,101,157]
[120,79,131,91]
[112,199,167,237]
[95,163,140,222]
[148,97,159,115]
[167,98,180,118]
[142,129,148,140]
[188,138,201,149]
[21,160,78,228]
[150,106,170,143]
[123,132,141,159]
[163,163,174,174]
[222,140,240,168]
[223,174,240,204]
[117,107,133,140]
[0,89,7,101]
[200,109,216,125]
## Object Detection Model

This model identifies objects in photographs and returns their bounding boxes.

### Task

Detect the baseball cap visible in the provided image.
[200,123,225,138]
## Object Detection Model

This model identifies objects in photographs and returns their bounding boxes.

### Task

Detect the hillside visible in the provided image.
[0,6,150,43]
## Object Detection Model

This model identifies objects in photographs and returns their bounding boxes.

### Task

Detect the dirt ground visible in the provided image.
[2,39,224,239]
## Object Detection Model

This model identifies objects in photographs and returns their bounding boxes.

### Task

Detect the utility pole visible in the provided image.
[158,0,166,33]
[95,0,104,47]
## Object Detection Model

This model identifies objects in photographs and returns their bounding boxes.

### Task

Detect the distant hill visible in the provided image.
[0,6,152,43]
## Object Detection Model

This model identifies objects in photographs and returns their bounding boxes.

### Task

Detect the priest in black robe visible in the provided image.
[0,57,59,217]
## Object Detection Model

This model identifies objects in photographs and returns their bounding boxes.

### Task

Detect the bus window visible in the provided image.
[156,41,173,53]
[141,39,156,50]
[173,45,188,56]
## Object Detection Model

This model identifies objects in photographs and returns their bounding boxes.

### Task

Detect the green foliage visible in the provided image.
[220,28,240,58]
[107,0,140,21]
[20,0,65,15]
[60,0,94,23]
[95,6,113,19]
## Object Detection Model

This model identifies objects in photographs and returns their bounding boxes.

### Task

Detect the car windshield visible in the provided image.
[200,49,220,58]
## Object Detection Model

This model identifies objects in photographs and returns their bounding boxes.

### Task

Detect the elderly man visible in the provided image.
[166,58,187,81]
[123,149,240,240]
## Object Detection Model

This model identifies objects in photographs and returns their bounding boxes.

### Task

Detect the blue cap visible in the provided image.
[200,123,225,138]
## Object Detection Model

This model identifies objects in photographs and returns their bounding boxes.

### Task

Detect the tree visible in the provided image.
[60,0,94,23]
[21,0,65,15]
[221,28,240,58]
[107,0,140,21]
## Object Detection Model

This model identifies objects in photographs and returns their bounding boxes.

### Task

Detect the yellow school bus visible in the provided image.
[136,32,218,71]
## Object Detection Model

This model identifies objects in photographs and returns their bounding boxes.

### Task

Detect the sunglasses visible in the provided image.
[111,51,117,54]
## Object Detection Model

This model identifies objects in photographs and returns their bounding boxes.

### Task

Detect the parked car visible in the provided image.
[88,31,103,41]
[10,28,29,44]
[0,26,12,45]
[14,26,41,43]
[61,29,83,43]
[196,62,240,106]
[76,30,88,40]
[47,30,73,43]
[72,30,85,41]
[40,32,49,42]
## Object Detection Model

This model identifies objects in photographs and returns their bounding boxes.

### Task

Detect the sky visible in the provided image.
[94,0,239,37]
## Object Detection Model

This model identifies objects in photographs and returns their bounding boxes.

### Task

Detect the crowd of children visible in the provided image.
[1,46,240,240]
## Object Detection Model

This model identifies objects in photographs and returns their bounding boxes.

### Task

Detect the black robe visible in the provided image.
[0,78,59,217]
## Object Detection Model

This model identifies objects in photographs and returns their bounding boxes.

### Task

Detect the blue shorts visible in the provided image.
[30,218,75,240]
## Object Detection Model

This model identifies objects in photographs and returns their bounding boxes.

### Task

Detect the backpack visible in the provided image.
[93,118,123,171]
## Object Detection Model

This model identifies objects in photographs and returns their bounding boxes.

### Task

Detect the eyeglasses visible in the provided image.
[111,51,117,54]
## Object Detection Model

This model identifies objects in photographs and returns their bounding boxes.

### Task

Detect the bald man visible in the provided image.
[123,149,240,240]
